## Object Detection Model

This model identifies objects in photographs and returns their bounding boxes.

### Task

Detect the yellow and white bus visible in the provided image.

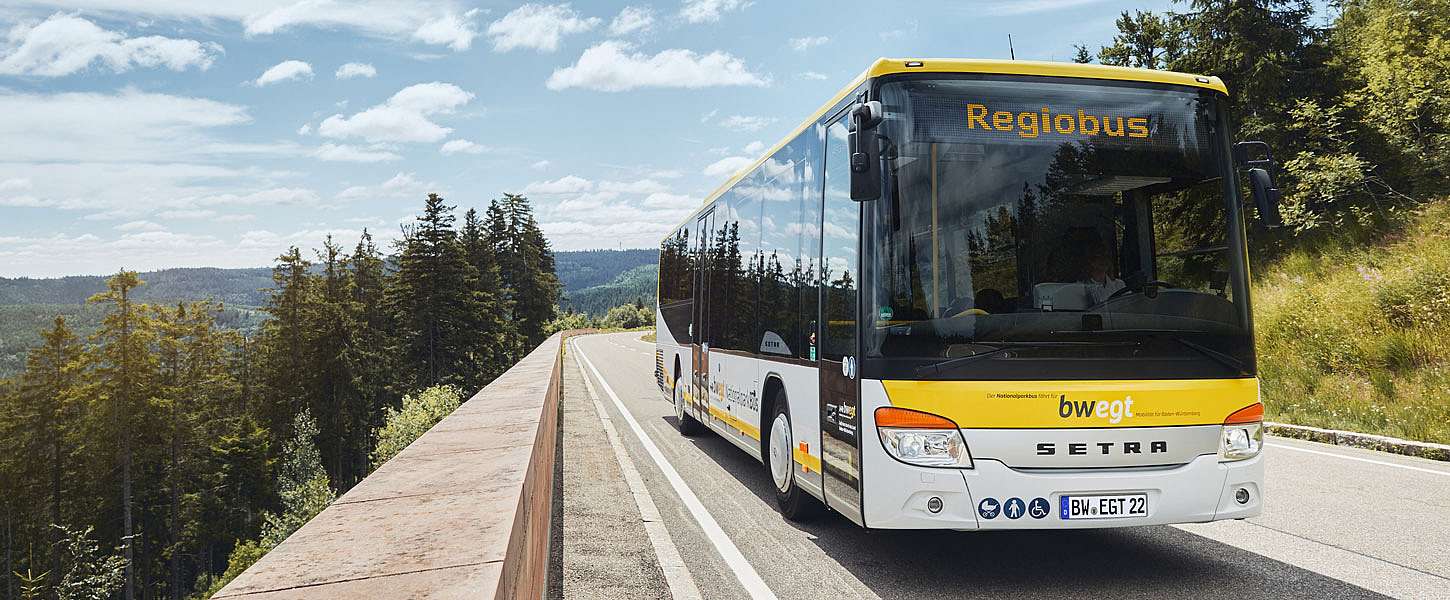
[655,58,1281,529]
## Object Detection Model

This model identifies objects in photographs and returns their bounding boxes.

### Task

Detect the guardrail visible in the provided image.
[214,332,565,599]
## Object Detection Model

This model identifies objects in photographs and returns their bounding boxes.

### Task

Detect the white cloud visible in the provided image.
[334,61,376,79]
[439,139,485,155]
[788,35,828,51]
[312,143,402,162]
[0,13,222,77]
[547,41,768,92]
[412,9,480,51]
[799,71,828,80]
[523,174,593,195]
[0,89,250,163]
[0,177,32,192]
[254,59,312,86]
[486,4,599,53]
[297,123,311,135]
[114,219,164,231]
[679,0,751,23]
[599,178,669,194]
[719,114,774,132]
[743,140,765,154]
[336,171,434,202]
[318,82,474,144]
[703,156,752,178]
[3,2,482,52]
[530,159,551,170]
[608,6,654,36]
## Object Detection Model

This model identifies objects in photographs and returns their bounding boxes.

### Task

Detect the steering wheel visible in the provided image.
[1108,280,1175,300]
[944,295,983,318]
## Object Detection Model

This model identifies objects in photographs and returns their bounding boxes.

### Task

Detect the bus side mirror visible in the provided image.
[1234,140,1283,228]
[849,101,883,201]
[1247,168,1283,228]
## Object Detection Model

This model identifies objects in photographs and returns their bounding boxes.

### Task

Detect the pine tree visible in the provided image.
[460,209,517,383]
[256,248,315,453]
[87,271,157,600]
[348,229,393,482]
[312,236,361,488]
[388,194,480,390]
[493,194,562,353]
[15,317,85,586]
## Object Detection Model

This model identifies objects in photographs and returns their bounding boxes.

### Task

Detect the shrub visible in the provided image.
[371,385,464,468]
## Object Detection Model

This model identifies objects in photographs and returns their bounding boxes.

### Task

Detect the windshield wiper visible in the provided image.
[1055,328,1249,375]
[913,341,1127,377]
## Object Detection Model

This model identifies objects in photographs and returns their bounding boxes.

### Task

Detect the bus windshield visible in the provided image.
[864,76,1254,380]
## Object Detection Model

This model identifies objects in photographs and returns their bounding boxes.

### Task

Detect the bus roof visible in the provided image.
[669,58,1227,242]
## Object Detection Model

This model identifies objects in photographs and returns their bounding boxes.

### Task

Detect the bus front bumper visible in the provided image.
[862,452,1262,530]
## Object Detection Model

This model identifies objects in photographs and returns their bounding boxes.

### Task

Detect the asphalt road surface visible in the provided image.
[560,332,1450,600]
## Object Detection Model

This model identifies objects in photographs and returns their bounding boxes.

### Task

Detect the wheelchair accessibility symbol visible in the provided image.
[1028,497,1051,519]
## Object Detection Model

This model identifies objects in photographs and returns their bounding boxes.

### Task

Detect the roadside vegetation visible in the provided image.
[1255,201,1450,443]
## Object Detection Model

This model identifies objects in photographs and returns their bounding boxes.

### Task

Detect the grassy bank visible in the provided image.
[1255,201,1450,444]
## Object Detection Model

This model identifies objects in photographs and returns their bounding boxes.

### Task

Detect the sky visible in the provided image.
[0,0,1198,278]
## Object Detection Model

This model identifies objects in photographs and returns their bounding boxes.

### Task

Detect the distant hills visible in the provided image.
[0,249,659,377]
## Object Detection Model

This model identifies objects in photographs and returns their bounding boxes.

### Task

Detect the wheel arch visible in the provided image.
[759,373,786,457]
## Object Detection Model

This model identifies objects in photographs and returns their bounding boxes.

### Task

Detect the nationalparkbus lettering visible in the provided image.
[966,103,1150,139]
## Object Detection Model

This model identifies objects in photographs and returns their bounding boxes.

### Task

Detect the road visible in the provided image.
[560,332,1450,600]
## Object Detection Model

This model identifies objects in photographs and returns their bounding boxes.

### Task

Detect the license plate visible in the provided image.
[1060,494,1148,520]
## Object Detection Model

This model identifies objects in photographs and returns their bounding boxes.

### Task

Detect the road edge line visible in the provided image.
[1267,442,1450,477]
[1266,422,1450,462]
[572,349,704,600]
[574,339,779,600]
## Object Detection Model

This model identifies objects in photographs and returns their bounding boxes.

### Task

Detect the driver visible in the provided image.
[1079,242,1125,305]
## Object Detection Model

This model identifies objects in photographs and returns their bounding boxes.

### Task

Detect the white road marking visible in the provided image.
[575,339,779,600]
[1268,442,1450,477]
[574,353,703,600]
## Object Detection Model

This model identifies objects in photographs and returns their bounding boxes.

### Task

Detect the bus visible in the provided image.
[654,58,1281,529]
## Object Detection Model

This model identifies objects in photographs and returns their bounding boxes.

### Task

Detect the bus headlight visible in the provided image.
[1220,402,1264,461]
[875,407,973,468]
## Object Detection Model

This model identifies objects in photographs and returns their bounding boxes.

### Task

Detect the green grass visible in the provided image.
[1254,200,1450,444]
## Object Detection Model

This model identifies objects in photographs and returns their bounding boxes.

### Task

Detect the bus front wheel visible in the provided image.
[767,396,820,521]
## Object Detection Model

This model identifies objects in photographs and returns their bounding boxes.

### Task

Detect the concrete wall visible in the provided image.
[214,333,564,599]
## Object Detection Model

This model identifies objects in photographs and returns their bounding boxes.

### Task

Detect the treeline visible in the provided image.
[0,193,560,599]
[1080,0,1448,250]
[560,264,658,316]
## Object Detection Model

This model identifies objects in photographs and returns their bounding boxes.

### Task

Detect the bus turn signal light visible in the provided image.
[1224,402,1264,424]
[875,407,958,429]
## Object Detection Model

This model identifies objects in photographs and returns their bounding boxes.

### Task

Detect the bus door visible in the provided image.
[818,115,864,524]
[691,209,715,420]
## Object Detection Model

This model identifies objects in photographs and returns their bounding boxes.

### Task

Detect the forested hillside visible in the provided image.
[554,248,657,291]
[562,263,658,316]
[0,192,561,599]
[0,268,275,307]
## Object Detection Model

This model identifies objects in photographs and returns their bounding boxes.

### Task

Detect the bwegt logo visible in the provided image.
[1058,394,1136,424]
[966,103,1151,139]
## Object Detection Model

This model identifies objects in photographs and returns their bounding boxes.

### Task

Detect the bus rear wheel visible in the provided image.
[767,396,820,521]
[673,375,702,436]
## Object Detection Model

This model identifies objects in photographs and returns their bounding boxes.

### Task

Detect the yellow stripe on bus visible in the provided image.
[709,405,762,441]
[882,378,1259,429]
[793,447,822,474]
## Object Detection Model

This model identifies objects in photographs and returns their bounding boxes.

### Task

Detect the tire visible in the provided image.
[673,373,702,436]
[766,394,821,521]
